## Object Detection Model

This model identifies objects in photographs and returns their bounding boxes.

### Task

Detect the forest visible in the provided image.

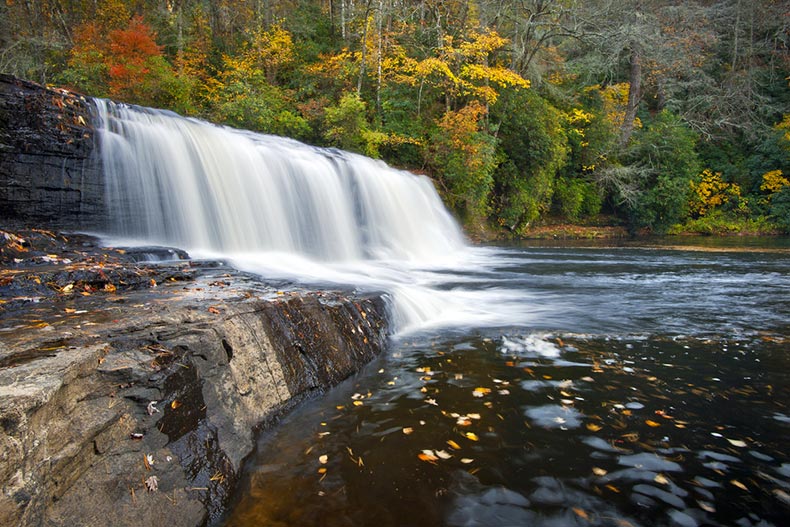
[2,0,789,236]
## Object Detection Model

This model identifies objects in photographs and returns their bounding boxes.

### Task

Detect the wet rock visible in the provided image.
[0,230,390,527]
[0,74,106,230]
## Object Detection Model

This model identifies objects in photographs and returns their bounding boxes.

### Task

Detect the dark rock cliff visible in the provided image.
[0,76,393,527]
[0,74,106,229]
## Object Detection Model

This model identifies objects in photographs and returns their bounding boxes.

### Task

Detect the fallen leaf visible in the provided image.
[472,387,491,398]
[460,458,474,464]
[402,427,414,435]
[592,467,608,476]
[318,467,327,474]
[208,306,221,314]
[353,400,364,407]
[170,400,181,410]
[145,475,159,492]
[726,438,747,448]
[464,432,479,441]
[573,507,589,520]
[147,401,159,415]
[435,450,452,460]
[645,420,661,427]
[103,283,116,293]
[418,451,438,463]
[319,455,328,464]
[586,423,603,432]
[730,479,748,491]
[654,474,669,485]
[447,440,461,450]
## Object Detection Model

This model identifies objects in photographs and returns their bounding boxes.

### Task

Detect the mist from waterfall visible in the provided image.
[92,100,538,334]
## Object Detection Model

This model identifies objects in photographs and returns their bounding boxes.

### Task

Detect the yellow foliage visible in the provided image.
[689,169,742,216]
[760,170,789,195]
[588,83,642,132]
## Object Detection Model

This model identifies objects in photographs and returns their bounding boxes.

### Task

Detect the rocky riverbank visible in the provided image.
[0,229,389,526]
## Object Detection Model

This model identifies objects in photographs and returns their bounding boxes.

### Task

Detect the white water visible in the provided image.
[93,101,537,334]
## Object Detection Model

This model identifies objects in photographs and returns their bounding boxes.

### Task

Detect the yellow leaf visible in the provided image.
[103,283,116,293]
[464,432,479,441]
[573,508,589,520]
[592,467,607,476]
[353,400,364,407]
[586,423,602,432]
[447,440,461,450]
[170,400,181,409]
[318,467,327,474]
[418,452,438,464]
[730,479,748,491]
[645,420,661,427]
[402,427,414,435]
[654,474,669,485]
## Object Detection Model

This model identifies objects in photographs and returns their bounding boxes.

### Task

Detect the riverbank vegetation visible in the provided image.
[2,0,788,236]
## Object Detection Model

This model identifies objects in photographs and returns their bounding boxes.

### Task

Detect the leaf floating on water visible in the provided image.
[472,387,491,398]
[418,451,438,464]
[425,398,438,406]
[170,400,181,410]
[317,467,327,475]
[654,474,669,485]
[730,479,748,491]
[104,283,116,293]
[464,432,479,441]
[460,458,474,464]
[207,306,221,314]
[572,508,589,520]
[447,440,461,450]
[435,450,452,460]
[698,500,716,513]
[402,427,414,435]
[726,438,747,448]
[353,400,364,407]
[645,420,661,427]
[592,467,607,476]
[586,423,603,432]
[318,454,329,464]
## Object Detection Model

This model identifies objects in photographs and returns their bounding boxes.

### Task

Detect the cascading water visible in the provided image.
[94,100,464,262]
[92,100,532,333]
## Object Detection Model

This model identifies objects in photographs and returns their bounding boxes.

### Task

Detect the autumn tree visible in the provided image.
[426,101,498,224]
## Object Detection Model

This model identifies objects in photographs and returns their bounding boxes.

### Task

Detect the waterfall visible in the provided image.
[93,100,465,263]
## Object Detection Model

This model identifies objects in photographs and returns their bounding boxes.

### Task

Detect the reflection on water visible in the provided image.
[223,245,790,527]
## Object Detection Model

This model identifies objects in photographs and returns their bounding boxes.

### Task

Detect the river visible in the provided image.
[222,240,789,527]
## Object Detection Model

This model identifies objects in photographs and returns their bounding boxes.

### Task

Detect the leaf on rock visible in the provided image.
[145,475,158,492]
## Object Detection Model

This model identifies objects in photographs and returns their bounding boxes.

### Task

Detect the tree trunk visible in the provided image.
[620,45,642,147]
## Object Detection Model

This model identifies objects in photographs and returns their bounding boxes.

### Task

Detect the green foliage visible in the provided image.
[553,177,602,221]
[323,92,371,154]
[426,101,498,223]
[669,210,780,235]
[769,186,790,232]
[491,88,569,232]
[625,111,701,233]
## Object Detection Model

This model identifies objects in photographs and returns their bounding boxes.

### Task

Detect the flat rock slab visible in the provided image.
[0,229,389,526]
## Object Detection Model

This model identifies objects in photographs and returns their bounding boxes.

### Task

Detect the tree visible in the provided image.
[426,101,498,223]
[625,110,701,232]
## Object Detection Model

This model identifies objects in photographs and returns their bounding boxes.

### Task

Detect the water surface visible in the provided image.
[223,242,790,527]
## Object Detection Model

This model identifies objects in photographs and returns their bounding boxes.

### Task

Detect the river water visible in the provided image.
[222,240,790,527]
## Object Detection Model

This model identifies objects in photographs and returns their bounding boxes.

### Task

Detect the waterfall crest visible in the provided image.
[94,100,465,263]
